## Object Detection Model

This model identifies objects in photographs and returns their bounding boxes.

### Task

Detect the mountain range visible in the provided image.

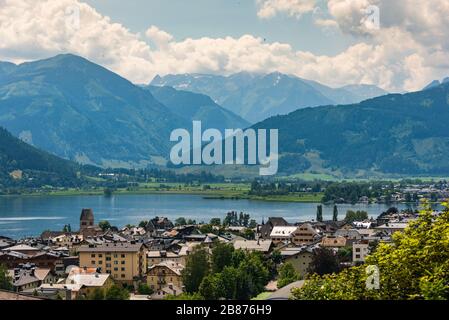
[145,85,249,131]
[0,126,81,186]
[151,72,388,123]
[254,81,449,177]
[1,53,449,177]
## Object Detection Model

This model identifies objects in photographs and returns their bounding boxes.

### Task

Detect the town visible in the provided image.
[0,204,429,300]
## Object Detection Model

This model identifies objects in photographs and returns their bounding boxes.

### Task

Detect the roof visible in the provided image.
[233,240,272,252]
[66,273,110,287]
[77,242,144,253]
[267,280,305,300]
[321,236,347,247]
[270,226,298,237]
[0,290,45,300]
[148,260,184,276]
[3,244,40,252]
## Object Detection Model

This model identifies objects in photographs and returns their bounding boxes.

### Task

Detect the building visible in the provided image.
[291,223,320,245]
[78,242,148,285]
[353,240,370,263]
[259,217,289,239]
[233,239,273,254]
[147,250,187,268]
[8,263,54,292]
[147,260,184,292]
[280,247,314,278]
[80,209,95,231]
[270,226,299,244]
[321,236,348,248]
[65,266,114,299]
[150,283,183,300]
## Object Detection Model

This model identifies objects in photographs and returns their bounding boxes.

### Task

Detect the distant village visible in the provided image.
[0,205,439,300]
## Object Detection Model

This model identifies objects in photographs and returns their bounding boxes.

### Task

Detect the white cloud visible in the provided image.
[0,0,448,92]
[256,0,317,19]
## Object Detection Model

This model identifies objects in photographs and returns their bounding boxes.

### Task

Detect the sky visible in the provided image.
[1,0,449,92]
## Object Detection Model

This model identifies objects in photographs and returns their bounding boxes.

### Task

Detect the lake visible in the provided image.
[0,194,420,239]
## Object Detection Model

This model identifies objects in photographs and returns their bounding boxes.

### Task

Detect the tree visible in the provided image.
[210,218,221,226]
[98,220,112,232]
[199,274,224,300]
[211,243,234,274]
[0,264,12,291]
[182,247,210,293]
[138,220,148,228]
[199,224,213,234]
[316,205,323,222]
[105,284,130,300]
[333,205,339,222]
[271,249,282,265]
[63,224,72,232]
[292,201,449,300]
[175,217,187,226]
[344,210,368,223]
[278,262,300,288]
[243,228,255,240]
[137,283,154,295]
[308,248,340,276]
[87,288,105,300]
[104,187,114,197]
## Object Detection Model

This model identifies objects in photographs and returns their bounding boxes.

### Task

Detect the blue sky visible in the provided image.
[84,0,354,55]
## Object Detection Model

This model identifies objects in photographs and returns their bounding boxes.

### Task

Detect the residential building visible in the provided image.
[78,242,148,285]
[353,240,370,263]
[8,263,54,292]
[233,239,273,254]
[291,223,320,245]
[280,247,314,277]
[270,226,298,244]
[321,236,348,248]
[147,260,184,292]
[259,217,289,239]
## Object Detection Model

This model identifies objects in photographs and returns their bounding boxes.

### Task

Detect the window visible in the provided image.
[121,261,125,265]
[106,263,111,268]
[114,261,118,265]
[106,257,111,261]
[121,267,125,271]
[99,261,103,265]
[356,248,361,252]
[356,255,361,259]
[114,267,118,271]
[121,254,126,258]
[114,254,118,258]
[91,260,95,264]
[99,254,103,258]
[91,254,96,258]
[121,274,126,278]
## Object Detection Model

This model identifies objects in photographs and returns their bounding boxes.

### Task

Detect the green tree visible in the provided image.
[308,248,340,276]
[98,220,112,232]
[211,243,234,274]
[344,210,368,223]
[210,218,221,226]
[316,205,323,222]
[182,247,210,293]
[292,201,449,300]
[199,274,224,300]
[175,217,187,226]
[105,284,130,300]
[333,205,339,222]
[87,288,105,300]
[278,262,300,288]
[104,187,114,197]
[137,283,154,295]
[0,264,12,291]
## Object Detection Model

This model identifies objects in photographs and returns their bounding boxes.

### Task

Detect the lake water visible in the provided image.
[0,194,419,239]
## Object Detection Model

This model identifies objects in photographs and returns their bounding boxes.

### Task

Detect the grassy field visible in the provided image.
[6,182,324,203]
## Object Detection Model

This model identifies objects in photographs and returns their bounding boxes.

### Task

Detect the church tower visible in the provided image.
[80,208,94,231]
